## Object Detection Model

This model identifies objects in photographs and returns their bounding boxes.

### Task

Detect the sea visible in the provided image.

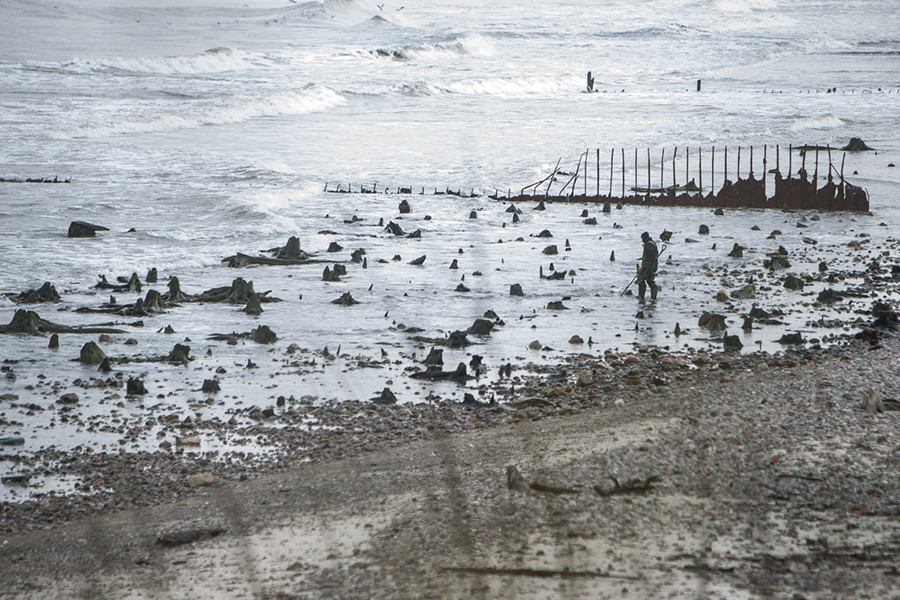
[1,0,899,492]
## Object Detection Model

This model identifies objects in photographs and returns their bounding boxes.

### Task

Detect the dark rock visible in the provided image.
[455,283,470,292]
[449,259,459,270]
[505,204,521,214]
[469,210,477,219]
[783,274,805,291]
[872,302,898,330]
[244,293,263,315]
[468,319,494,335]
[322,266,341,282]
[447,331,469,348]
[730,283,755,300]
[819,261,828,272]
[727,243,743,258]
[351,248,365,262]
[326,242,343,253]
[58,393,80,404]
[126,377,147,395]
[542,245,558,255]
[98,358,112,372]
[12,282,60,304]
[333,264,347,276]
[512,213,520,223]
[764,255,791,270]
[79,341,106,365]
[251,326,277,344]
[698,224,709,235]
[777,332,805,345]
[384,221,405,236]
[547,300,568,310]
[659,230,672,242]
[842,138,873,152]
[48,333,59,349]
[602,203,611,213]
[0,437,25,446]
[332,292,359,306]
[201,378,220,393]
[274,236,310,260]
[698,312,726,331]
[398,199,411,214]
[583,217,597,225]
[723,334,743,351]
[817,289,841,304]
[374,387,397,405]
[67,221,109,238]
[424,347,443,366]
[510,284,524,296]
[533,201,546,211]
[409,255,426,266]
[167,344,191,362]
[537,229,553,238]
[407,229,422,239]
[714,207,724,216]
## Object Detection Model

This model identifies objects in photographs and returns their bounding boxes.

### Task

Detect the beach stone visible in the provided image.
[98,358,112,373]
[817,289,841,304]
[537,229,553,238]
[449,259,458,270]
[777,332,805,345]
[730,283,756,300]
[58,393,79,404]
[764,255,791,270]
[455,283,470,292]
[468,319,494,335]
[784,274,805,290]
[624,355,640,365]
[167,343,191,362]
[409,255,426,266]
[505,204,521,214]
[384,222,405,236]
[510,284,524,296]
[326,242,343,253]
[547,300,568,310]
[583,217,597,225]
[602,203,611,213]
[714,208,725,216]
[727,243,743,258]
[469,210,477,219]
[542,245,558,255]
[14,282,60,304]
[609,251,615,261]
[146,268,158,283]
[398,199,411,214]
[715,291,730,302]
[661,356,686,367]
[67,221,109,238]
[528,340,542,350]
[407,229,421,239]
[332,292,359,306]
[723,334,743,351]
[79,341,106,365]
[186,472,216,488]
[569,335,584,344]
[351,248,365,262]
[698,224,709,234]
[322,266,340,282]
[424,347,443,366]
[251,326,277,344]
[201,379,220,393]
[126,377,147,396]
[0,437,25,446]
[48,333,59,349]
[244,293,263,315]
[699,312,726,331]
[374,387,397,405]
[659,230,672,241]
[576,370,593,387]
[447,331,469,348]
[533,201,546,211]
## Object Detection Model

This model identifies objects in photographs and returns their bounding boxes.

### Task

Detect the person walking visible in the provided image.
[637,231,659,302]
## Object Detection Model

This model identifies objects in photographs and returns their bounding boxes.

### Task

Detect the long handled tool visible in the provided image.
[620,243,668,296]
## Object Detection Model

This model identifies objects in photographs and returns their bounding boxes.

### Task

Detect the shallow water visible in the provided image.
[2,0,900,499]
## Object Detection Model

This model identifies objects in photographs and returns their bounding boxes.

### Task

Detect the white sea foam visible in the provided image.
[55,85,345,138]
[788,114,845,132]
[397,74,580,98]
[50,47,263,75]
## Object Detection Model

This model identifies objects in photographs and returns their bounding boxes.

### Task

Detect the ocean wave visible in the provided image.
[788,114,845,133]
[55,84,345,138]
[370,33,495,62]
[43,47,263,76]
[396,74,580,98]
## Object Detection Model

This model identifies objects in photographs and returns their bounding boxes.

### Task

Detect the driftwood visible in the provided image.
[4,282,60,304]
[0,310,126,335]
[440,566,639,580]
[156,528,226,547]
[222,252,324,268]
[409,363,472,382]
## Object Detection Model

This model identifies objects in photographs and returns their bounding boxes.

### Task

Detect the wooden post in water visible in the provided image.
[621,148,625,199]
[775,145,780,175]
[646,148,651,199]
[814,146,819,187]
[685,147,689,187]
[584,148,589,197]
[711,146,715,192]
[609,149,614,197]
[659,148,665,192]
[801,145,806,178]
[737,146,741,180]
[672,147,678,194]
[699,146,703,197]
[788,144,792,177]
[634,148,638,198]
[596,148,600,199]
[762,145,767,196]
[750,146,754,178]
[724,146,728,183]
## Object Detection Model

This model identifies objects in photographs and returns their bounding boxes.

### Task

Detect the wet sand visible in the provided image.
[2,328,900,598]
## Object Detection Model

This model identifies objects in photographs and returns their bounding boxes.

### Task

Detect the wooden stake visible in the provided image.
[750,145,754,178]
[621,148,625,199]
[685,146,689,186]
[634,148,638,197]
[814,146,819,186]
[646,148,651,198]
[762,145,767,195]
[585,148,589,197]
[609,149,614,197]
[711,146,715,191]
[659,148,664,192]
[737,146,741,179]
[699,146,703,195]
[724,147,728,183]
[776,144,780,175]
[672,147,678,192]
[788,144,792,177]
[596,148,600,198]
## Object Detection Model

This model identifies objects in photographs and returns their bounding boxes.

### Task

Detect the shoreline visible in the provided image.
[3,327,900,597]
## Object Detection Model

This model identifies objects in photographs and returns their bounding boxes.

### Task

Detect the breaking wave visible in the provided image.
[55,84,345,138]
[34,47,264,76]
[396,73,581,98]
[788,114,845,132]
[370,34,495,61]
